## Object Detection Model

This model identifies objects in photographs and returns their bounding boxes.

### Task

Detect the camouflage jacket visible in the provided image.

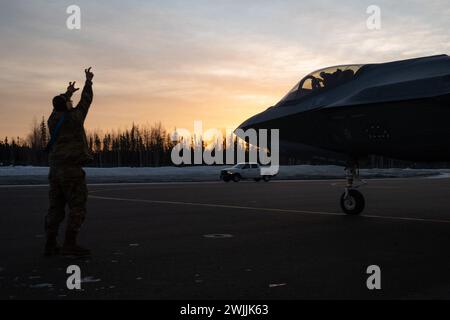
[48,80,93,167]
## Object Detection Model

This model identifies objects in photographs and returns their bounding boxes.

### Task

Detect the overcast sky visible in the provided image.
[1,0,449,138]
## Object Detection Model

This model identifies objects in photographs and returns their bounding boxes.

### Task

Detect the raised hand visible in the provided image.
[66,81,80,94]
[85,67,94,81]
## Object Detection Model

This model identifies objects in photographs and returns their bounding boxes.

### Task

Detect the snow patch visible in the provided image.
[269,283,287,288]
[0,165,449,184]
[30,283,53,289]
[81,276,101,283]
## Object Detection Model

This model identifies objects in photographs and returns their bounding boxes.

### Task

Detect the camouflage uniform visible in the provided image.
[46,166,88,235]
[45,80,93,239]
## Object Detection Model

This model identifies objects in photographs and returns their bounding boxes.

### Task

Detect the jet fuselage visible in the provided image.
[238,55,450,162]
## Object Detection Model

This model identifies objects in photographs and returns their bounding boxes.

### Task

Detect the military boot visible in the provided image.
[61,231,91,257]
[44,233,60,256]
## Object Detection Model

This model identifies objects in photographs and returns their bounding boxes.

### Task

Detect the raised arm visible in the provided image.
[63,81,79,100]
[75,67,94,119]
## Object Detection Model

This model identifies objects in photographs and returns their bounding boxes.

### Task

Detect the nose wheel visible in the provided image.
[340,189,365,215]
[340,161,366,215]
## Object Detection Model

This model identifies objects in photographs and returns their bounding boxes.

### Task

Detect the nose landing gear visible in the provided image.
[340,162,366,215]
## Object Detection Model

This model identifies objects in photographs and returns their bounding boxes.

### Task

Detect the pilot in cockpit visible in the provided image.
[319,68,355,89]
[320,69,342,88]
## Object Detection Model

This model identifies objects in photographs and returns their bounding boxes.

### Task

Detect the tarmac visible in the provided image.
[1,177,450,299]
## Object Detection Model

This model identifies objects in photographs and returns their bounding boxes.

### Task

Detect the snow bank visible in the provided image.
[0,165,447,185]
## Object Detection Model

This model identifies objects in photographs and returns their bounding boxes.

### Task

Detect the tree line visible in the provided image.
[0,117,255,167]
[1,117,449,168]
[0,118,178,167]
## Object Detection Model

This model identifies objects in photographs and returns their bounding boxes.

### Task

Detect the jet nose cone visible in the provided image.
[235,114,262,141]
[235,106,273,134]
[236,116,255,132]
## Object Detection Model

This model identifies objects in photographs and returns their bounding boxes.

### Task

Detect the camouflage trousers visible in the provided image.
[46,166,88,235]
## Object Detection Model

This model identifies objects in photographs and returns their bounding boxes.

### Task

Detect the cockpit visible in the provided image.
[277,64,364,106]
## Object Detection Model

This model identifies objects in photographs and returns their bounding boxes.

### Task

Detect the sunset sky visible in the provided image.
[1,0,450,139]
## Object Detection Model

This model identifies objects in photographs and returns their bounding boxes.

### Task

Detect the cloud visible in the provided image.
[0,0,449,137]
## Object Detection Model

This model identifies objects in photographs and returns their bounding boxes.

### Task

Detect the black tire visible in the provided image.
[340,189,365,215]
[232,174,241,182]
[254,178,261,182]
[262,175,270,182]
[222,176,231,182]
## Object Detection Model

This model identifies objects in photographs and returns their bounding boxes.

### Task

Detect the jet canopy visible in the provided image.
[278,64,363,106]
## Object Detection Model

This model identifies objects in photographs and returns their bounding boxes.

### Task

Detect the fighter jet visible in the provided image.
[237,54,450,215]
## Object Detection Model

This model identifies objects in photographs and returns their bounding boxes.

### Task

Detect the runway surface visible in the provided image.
[1,177,450,299]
